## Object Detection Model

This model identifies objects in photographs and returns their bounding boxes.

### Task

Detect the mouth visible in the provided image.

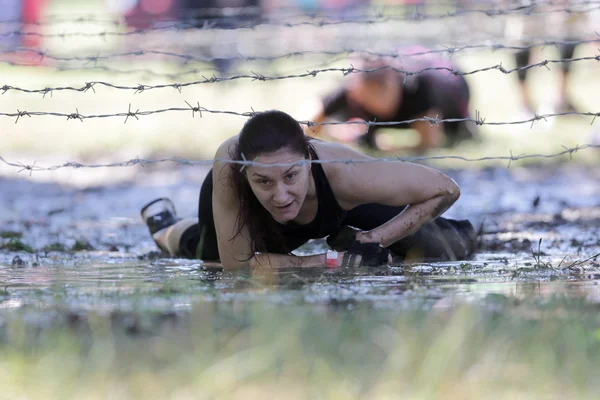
[274,201,294,212]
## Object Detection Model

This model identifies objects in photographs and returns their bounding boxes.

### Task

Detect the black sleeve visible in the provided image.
[321,87,349,116]
[394,74,434,122]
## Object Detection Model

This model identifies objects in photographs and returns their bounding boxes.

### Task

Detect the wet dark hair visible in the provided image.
[355,56,400,86]
[229,110,312,258]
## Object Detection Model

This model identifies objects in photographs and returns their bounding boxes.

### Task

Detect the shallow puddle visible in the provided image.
[0,164,599,316]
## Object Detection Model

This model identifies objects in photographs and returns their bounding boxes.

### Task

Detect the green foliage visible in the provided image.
[0,231,22,239]
[70,239,95,252]
[43,242,67,252]
[0,238,33,253]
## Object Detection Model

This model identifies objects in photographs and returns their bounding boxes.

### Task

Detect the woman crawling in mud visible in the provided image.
[141,110,476,270]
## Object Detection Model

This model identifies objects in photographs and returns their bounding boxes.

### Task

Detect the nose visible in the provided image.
[272,183,289,205]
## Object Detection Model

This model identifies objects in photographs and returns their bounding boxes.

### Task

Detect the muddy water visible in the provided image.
[0,164,599,315]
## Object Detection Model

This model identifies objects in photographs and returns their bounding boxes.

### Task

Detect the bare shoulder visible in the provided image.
[309,140,452,209]
[310,140,375,209]
[312,140,370,179]
[212,135,241,202]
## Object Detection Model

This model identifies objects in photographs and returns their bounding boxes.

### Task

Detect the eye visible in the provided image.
[258,179,271,185]
[285,172,298,181]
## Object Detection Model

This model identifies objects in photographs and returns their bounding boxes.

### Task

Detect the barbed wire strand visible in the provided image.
[1,104,600,129]
[3,33,600,66]
[2,38,599,80]
[2,53,600,95]
[1,144,598,174]
[2,6,600,37]
[1,0,599,29]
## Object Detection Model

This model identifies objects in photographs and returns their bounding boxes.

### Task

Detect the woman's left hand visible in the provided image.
[343,242,391,267]
[327,225,392,267]
[327,225,362,251]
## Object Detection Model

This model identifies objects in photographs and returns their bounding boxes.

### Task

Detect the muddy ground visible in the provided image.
[0,163,599,328]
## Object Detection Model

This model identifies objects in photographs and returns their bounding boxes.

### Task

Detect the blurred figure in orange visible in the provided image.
[21,0,46,48]
[306,45,478,153]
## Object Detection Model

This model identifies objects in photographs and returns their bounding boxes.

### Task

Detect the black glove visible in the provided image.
[343,242,390,268]
[327,225,361,251]
[327,226,390,267]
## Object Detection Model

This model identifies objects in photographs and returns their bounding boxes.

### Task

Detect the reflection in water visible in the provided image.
[0,255,599,314]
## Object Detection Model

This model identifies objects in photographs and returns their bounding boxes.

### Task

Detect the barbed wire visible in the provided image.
[0,59,224,78]
[2,53,600,95]
[1,104,599,128]
[1,1,599,29]
[1,144,598,174]
[2,38,599,79]
[3,36,600,65]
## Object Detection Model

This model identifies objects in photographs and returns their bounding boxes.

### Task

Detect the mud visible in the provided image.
[0,164,599,327]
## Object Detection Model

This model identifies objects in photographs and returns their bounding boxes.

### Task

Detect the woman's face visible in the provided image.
[245,147,311,224]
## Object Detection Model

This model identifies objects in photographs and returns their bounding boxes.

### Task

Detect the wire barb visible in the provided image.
[124,104,140,123]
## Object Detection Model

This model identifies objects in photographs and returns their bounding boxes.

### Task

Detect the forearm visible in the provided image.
[411,109,443,150]
[359,191,458,247]
[249,252,328,270]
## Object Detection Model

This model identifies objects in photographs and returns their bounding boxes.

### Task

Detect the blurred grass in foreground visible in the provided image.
[2,294,600,399]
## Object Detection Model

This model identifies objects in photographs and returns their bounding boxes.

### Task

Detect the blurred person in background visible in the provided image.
[0,0,22,52]
[106,0,263,75]
[291,0,370,18]
[180,0,263,74]
[304,45,478,153]
[511,38,579,119]
[503,0,595,119]
[108,0,177,29]
[21,0,45,48]
[0,0,46,65]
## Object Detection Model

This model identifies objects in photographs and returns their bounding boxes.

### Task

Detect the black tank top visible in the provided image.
[276,145,347,246]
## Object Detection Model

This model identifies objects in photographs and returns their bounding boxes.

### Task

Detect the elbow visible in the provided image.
[248,256,260,271]
[446,179,460,204]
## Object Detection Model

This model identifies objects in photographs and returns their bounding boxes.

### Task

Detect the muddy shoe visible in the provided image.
[141,198,180,236]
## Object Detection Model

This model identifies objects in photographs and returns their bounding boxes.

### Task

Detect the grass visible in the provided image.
[70,239,95,252]
[0,238,33,253]
[1,296,600,399]
[0,231,23,239]
[42,242,67,252]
